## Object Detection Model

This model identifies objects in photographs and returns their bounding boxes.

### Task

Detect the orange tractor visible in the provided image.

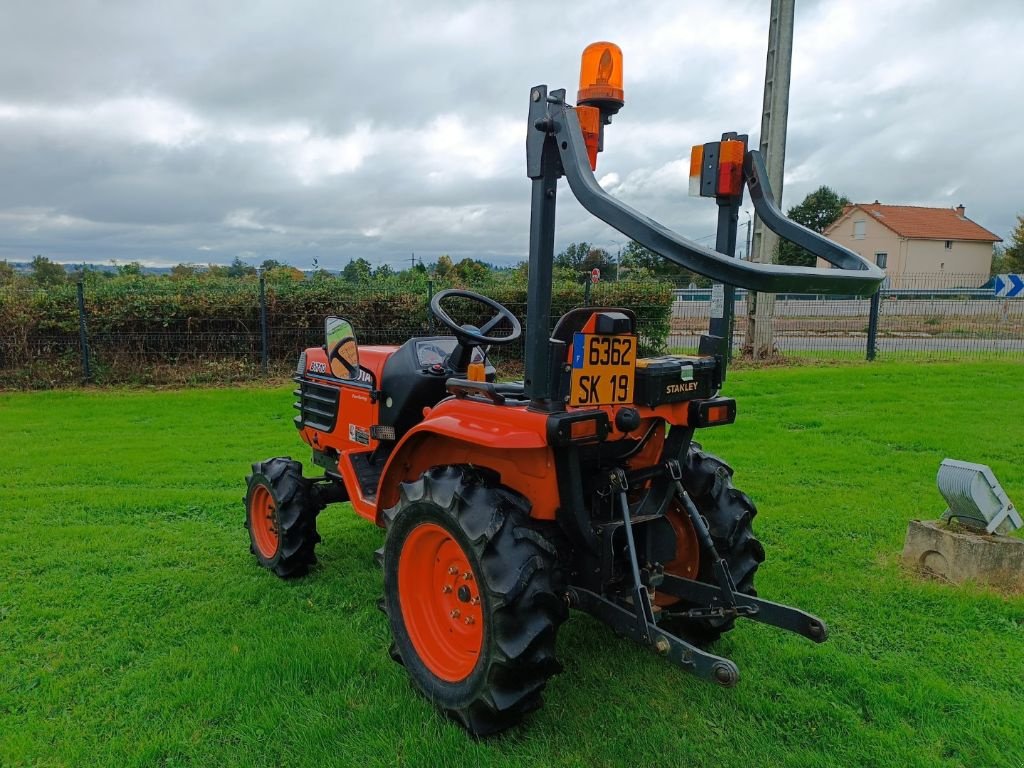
[245,43,883,735]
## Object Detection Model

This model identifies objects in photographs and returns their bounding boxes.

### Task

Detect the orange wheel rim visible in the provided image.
[398,522,483,682]
[249,485,279,559]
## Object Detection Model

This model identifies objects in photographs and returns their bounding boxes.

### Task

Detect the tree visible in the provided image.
[30,255,66,286]
[227,257,256,278]
[265,265,305,282]
[1003,212,1024,273]
[259,258,287,272]
[170,263,199,280]
[453,258,489,283]
[0,260,16,286]
[373,263,395,280]
[555,242,614,275]
[554,241,591,271]
[117,261,143,277]
[431,255,454,280]
[618,240,709,286]
[776,186,851,267]
[342,257,373,283]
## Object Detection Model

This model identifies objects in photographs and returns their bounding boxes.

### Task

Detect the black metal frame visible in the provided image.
[524,85,885,404]
[524,83,845,686]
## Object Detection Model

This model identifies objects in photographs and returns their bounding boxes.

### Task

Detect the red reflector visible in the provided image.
[570,419,599,440]
[707,404,731,424]
[716,139,745,197]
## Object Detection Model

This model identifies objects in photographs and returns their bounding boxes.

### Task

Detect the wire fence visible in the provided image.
[667,274,1024,360]
[1,271,1021,387]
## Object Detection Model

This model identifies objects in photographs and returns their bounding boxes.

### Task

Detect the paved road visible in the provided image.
[668,333,1024,354]
[672,298,1023,319]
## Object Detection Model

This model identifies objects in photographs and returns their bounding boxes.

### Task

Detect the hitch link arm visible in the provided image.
[666,460,749,617]
[611,469,656,639]
[662,462,829,642]
[567,469,742,688]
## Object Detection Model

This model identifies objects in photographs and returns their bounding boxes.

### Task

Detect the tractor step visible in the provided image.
[349,451,384,501]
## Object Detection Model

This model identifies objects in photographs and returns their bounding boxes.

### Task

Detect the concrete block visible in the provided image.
[902,519,1024,590]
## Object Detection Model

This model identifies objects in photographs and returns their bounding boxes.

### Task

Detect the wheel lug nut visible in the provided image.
[470,596,480,606]
[450,609,461,619]
[448,566,458,575]
[441,585,452,594]
[463,572,473,581]
[464,616,474,625]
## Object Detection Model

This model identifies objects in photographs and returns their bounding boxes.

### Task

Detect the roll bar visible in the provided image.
[527,87,884,297]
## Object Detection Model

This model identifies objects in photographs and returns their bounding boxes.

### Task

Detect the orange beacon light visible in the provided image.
[577,42,624,115]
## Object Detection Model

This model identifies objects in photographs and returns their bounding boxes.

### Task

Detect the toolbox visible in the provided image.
[632,355,721,406]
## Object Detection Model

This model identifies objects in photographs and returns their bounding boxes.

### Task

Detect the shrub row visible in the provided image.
[0,276,673,386]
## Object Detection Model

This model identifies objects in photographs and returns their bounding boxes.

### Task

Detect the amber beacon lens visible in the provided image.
[577,42,624,112]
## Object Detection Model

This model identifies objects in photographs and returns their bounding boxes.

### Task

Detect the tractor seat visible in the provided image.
[551,306,637,347]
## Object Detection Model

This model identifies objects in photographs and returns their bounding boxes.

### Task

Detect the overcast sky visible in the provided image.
[1,0,1021,270]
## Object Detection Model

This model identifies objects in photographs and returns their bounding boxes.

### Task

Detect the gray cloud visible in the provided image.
[1,0,1021,269]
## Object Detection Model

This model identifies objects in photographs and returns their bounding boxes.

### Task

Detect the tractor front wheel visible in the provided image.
[382,466,567,736]
[244,458,321,578]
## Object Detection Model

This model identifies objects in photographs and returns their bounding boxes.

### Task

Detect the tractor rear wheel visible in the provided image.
[382,466,567,736]
[661,443,765,646]
[244,458,321,578]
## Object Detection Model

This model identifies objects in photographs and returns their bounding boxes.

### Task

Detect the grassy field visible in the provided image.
[2,361,1023,767]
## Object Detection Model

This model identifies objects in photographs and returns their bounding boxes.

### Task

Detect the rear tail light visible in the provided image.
[689,397,736,428]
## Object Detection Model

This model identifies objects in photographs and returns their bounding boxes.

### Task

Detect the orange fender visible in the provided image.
[375,397,558,525]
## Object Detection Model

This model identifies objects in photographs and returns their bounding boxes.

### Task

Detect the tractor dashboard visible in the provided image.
[413,338,486,369]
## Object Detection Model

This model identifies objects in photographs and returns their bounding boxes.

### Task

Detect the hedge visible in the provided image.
[0,275,673,386]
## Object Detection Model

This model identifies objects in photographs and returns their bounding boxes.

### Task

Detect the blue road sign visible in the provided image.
[994,274,1024,298]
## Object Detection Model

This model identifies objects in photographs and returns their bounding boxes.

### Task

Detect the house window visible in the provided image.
[853,220,866,239]
[875,252,887,268]
[944,240,953,250]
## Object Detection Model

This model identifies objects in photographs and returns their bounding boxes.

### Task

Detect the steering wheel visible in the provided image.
[429,289,522,346]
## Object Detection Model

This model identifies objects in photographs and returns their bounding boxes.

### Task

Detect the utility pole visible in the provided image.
[410,252,417,270]
[744,211,753,259]
[745,0,794,357]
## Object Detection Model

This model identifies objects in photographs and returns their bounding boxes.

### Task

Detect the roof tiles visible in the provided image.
[828,203,1001,242]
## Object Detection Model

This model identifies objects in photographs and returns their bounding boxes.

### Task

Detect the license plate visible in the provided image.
[569,332,636,406]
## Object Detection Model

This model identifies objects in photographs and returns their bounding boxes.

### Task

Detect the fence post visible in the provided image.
[258,271,269,375]
[76,280,92,382]
[583,277,592,306]
[866,290,880,361]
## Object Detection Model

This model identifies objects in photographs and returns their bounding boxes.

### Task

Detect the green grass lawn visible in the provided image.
[2,362,1023,767]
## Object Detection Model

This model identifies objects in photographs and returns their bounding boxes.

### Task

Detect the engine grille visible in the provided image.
[293,378,340,432]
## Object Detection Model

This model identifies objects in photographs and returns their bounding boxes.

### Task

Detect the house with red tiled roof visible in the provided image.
[820,202,1001,288]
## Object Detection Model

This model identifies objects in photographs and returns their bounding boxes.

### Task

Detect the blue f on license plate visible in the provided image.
[569,333,637,406]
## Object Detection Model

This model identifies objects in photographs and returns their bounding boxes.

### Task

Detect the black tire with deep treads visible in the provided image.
[244,457,322,578]
[382,465,567,737]
[662,443,765,646]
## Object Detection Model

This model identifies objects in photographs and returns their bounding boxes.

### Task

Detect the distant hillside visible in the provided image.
[6,261,174,276]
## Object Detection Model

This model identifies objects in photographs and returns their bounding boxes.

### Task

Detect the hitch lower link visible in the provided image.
[569,463,828,689]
